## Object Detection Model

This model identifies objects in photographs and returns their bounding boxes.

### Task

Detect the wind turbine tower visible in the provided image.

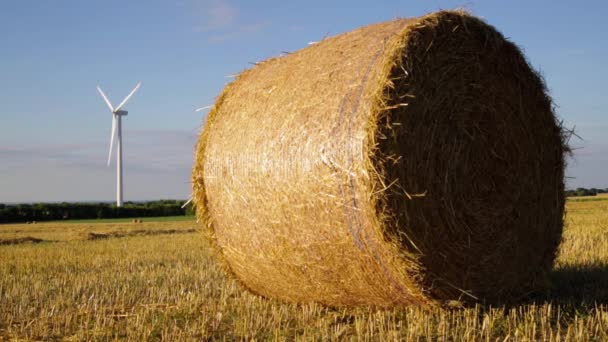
[96,82,141,207]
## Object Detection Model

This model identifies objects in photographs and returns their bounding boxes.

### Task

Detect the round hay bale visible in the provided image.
[192,10,566,307]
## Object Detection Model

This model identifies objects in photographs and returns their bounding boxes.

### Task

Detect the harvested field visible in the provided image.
[0,201,607,340]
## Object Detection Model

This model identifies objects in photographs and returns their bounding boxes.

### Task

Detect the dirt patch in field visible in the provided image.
[87,229,198,241]
[0,236,54,246]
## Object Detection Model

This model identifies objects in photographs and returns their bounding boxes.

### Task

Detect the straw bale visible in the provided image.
[192,10,566,307]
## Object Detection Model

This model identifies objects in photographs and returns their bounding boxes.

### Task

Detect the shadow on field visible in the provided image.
[87,229,198,241]
[544,265,608,304]
[0,236,54,246]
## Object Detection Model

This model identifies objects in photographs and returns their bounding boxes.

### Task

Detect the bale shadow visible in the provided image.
[543,264,608,304]
[471,265,608,311]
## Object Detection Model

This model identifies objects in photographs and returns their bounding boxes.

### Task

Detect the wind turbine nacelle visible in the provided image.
[115,110,128,116]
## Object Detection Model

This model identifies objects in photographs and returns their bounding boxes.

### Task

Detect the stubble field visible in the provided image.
[1,199,608,340]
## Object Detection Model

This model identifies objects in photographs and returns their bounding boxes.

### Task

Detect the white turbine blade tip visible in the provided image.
[114,81,142,111]
[181,197,193,208]
[195,105,212,112]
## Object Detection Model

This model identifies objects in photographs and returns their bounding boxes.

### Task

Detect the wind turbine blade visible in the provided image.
[114,81,142,112]
[107,114,117,166]
[96,86,114,112]
[181,197,193,209]
[195,105,212,112]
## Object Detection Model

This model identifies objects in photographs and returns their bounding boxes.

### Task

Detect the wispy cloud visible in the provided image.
[0,130,197,174]
[207,20,270,43]
[192,0,268,42]
[0,143,104,169]
[0,129,197,202]
[194,0,239,32]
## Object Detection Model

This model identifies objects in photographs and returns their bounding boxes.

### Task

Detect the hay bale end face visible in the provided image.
[192,11,566,307]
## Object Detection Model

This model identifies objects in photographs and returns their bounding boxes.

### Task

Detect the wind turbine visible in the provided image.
[96,82,141,207]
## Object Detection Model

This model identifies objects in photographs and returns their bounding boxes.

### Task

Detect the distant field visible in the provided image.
[1,201,608,340]
[567,193,608,202]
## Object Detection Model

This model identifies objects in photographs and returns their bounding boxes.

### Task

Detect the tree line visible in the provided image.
[565,188,608,197]
[2,187,605,223]
[0,200,194,224]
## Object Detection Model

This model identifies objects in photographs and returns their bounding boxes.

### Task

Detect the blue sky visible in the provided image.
[1,0,606,203]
